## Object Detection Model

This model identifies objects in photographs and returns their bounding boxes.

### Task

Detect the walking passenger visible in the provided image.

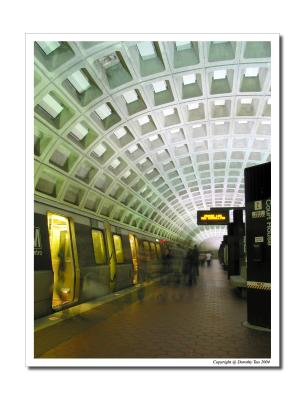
[184,249,193,286]
[55,244,66,305]
[166,248,172,272]
[163,247,172,273]
[192,245,199,278]
[206,252,212,266]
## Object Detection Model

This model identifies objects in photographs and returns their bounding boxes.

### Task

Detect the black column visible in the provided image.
[244,162,271,329]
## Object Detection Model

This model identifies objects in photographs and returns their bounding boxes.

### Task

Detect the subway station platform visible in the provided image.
[34,260,270,359]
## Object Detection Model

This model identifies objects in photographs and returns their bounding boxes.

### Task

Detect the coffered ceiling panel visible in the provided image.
[34,40,271,244]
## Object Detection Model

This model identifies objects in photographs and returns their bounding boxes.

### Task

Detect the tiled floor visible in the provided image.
[35,260,271,358]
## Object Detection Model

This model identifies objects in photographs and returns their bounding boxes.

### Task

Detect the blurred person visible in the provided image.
[163,247,172,273]
[54,244,66,305]
[184,248,193,286]
[192,245,200,278]
[206,252,212,266]
[53,243,71,318]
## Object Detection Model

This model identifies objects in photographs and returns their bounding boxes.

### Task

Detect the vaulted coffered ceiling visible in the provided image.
[34,40,271,244]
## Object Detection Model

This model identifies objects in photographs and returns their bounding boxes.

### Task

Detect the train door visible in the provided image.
[129,234,139,284]
[47,212,76,310]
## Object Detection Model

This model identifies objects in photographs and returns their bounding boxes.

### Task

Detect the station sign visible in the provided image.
[197,209,229,225]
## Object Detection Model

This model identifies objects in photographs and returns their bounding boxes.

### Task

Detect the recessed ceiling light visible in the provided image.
[267,98,271,105]
[182,74,196,85]
[67,70,91,94]
[39,94,63,118]
[138,158,147,165]
[214,99,225,106]
[110,158,120,169]
[213,70,227,80]
[241,98,252,105]
[175,41,192,51]
[128,144,139,153]
[138,115,150,126]
[99,53,120,68]
[245,67,259,77]
[238,120,248,124]
[71,123,88,140]
[171,128,180,133]
[163,108,175,116]
[123,90,138,104]
[114,127,127,139]
[146,168,154,174]
[37,41,60,55]
[123,170,131,179]
[96,104,112,120]
[148,134,159,142]
[215,121,225,125]
[137,42,156,60]
[153,81,167,93]
[261,120,271,125]
[157,149,166,155]
[192,124,202,129]
[188,102,200,110]
[93,143,106,157]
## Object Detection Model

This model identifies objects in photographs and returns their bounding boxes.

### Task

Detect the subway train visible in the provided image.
[34,200,185,319]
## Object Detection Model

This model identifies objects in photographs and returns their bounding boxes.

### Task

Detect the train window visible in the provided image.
[113,234,124,263]
[47,212,75,310]
[150,242,156,257]
[156,243,161,258]
[91,229,106,264]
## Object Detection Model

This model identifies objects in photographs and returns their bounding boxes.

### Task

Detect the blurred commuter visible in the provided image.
[206,252,212,266]
[166,248,172,272]
[183,249,193,285]
[163,247,172,273]
[192,245,199,277]
[54,245,66,305]
[53,244,71,317]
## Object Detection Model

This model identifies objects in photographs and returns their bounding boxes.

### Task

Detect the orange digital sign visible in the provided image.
[197,210,229,225]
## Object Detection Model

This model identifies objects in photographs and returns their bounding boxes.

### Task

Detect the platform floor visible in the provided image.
[34,260,271,359]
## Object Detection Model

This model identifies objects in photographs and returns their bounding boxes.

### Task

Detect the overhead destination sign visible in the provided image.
[197,210,229,225]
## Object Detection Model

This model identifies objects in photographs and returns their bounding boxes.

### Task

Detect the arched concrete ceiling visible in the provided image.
[34,41,271,245]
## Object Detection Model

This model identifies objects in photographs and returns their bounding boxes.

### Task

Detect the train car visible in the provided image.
[34,200,185,319]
